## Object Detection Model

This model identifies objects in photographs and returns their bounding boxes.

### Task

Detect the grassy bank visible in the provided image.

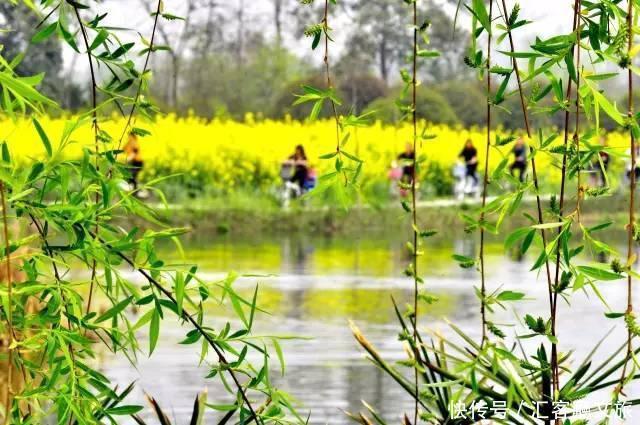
[148,192,628,237]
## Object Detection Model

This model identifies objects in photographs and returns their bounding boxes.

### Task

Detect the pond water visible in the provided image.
[102,227,640,424]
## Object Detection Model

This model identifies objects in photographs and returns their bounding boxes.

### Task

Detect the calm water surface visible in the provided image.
[102,229,640,424]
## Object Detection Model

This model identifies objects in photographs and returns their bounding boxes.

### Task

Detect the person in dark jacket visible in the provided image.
[124,132,144,190]
[459,139,478,185]
[397,142,416,184]
[286,145,309,188]
[510,137,528,182]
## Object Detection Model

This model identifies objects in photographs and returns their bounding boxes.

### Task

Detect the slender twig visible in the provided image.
[71,6,99,151]
[322,0,341,152]
[618,0,636,395]
[88,230,263,424]
[71,6,101,318]
[496,0,565,414]
[479,0,494,348]
[497,0,554,307]
[574,8,583,221]
[410,2,420,423]
[1,182,12,425]
[116,0,162,151]
[552,0,582,406]
[27,214,80,418]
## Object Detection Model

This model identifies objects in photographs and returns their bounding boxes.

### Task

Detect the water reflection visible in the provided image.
[106,228,638,424]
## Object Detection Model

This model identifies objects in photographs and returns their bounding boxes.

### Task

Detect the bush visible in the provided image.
[435,80,486,127]
[421,161,455,196]
[365,87,460,125]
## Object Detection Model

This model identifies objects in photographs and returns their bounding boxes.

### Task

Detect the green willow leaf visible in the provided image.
[576,266,623,281]
[32,118,52,157]
[150,308,160,354]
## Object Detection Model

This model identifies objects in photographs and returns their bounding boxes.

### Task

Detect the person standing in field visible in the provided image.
[124,132,144,191]
[510,137,528,183]
[459,139,478,186]
[286,144,309,189]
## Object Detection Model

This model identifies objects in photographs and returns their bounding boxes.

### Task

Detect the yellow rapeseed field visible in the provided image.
[3,113,630,193]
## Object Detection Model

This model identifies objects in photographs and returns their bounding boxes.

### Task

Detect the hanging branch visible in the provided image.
[618,0,636,395]
[574,14,583,221]
[87,229,263,424]
[410,3,420,423]
[552,0,582,400]
[116,0,163,150]
[479,0,494,347]
[0,186,29,425]
[496,0,567,405]
[323,0,341,153]
[68,5,264,423]
[71,6,101,317]
[1,182,12,425]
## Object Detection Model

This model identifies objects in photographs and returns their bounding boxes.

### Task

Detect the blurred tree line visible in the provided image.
[0,0,629,130]
[0,2,84,110]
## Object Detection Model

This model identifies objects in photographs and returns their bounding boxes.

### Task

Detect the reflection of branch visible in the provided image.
[88,229,263,424]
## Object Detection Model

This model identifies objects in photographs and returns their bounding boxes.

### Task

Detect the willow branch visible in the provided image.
[322,0,341,152]
[497,0,554,316]
[410,2,420,423]
[574,14,583,220]
[479,0,494,348]
[1,182,13,425]
[88,230,263,424]
[618,0,636,395]
[552,0,582,404]
[116,0,163,151]
[71,6,101,318]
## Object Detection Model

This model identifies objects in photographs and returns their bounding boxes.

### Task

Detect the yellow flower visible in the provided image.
[5,115,628,192]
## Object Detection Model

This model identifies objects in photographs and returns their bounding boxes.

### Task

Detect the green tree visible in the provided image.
[182,44,309,118]
[435,80,485,127]
[0,2,83,109]
[343,0,470,83]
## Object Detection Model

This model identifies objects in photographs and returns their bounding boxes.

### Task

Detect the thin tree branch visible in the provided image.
[410,2,420,423]
[323,0,341,153]
[1,182,13,425]
[618,0,636,396]
[479,0,494,348]
[70,5,101,319]
[117,0,163,151]
[88,230,263,425]
[552,0,582,408]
